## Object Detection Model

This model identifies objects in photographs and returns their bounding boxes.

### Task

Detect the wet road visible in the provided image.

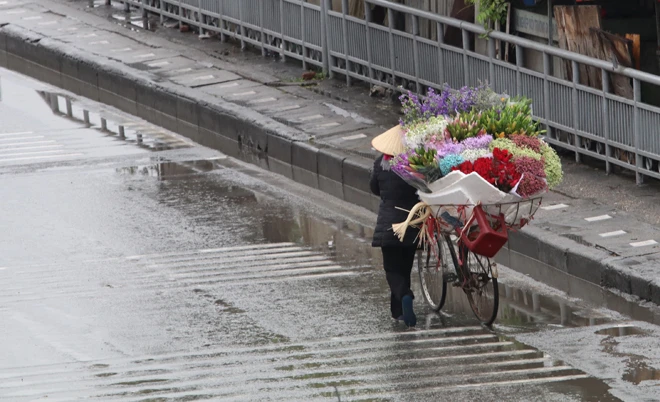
[1,68,660,401]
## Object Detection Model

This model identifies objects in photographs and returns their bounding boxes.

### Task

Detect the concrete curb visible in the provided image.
[2,24,658,305]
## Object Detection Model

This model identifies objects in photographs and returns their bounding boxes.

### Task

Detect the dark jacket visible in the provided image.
[370,154,420,248]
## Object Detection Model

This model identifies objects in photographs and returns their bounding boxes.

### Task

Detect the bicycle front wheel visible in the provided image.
[461,247,499,326]
[417,237,448,312]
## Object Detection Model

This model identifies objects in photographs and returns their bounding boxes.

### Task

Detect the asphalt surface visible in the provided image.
[2,68,660,401]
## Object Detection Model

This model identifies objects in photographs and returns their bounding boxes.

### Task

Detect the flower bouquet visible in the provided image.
[380,83,563,255]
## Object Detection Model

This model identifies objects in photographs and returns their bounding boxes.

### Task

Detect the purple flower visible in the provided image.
[461,134,493,150]
[435,141,464,158]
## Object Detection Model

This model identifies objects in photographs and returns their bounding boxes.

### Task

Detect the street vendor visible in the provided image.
[370,126,420,328]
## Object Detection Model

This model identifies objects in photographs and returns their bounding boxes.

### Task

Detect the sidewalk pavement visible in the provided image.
[2,0,660,306]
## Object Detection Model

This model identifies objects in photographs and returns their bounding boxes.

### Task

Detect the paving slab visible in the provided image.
[169,68,240,88]
[199,79,263,97]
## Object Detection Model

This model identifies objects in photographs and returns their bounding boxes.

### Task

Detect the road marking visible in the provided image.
[230,90,256,97]
[296,114,323,122]
[342,133,367,141]
[147,60,170,67]
[216,82,239,88]
[0,131,34,136]
[134,53,156,59]
[0,267,6,271]
[630,240,658,247]
[38,20,57,25]
[0,153,83,162]
[313,122,341,128]
[0,136,44,142]
[171,67,193,74]
[0,141,56,147]
[272,104,300,112]
[6,9,26,14]
[89,40,109,45]
[22,15,42,20]
[191,74,215,81]
[585,214,611,222]
[599,230,626,238]
[0,150,64,157]
[540,203,568,211]
[110,47,132,53]
[249,97,277,104]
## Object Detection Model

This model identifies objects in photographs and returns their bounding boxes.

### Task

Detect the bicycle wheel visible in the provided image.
[417,237,448,311]
[460,246,499,326]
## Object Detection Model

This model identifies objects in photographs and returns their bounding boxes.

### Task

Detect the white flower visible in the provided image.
[404,116,448,149]
[460,148,491,162]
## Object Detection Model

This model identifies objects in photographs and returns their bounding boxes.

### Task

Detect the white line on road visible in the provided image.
[630,240,658,247]
[540,203,569,211]
[0,150,64,157]
[0,145,64,152]
[249,97,277,104]
[342,133,367,141]
[0,131,34,137]
[296,114,324,122]
[0,153,83,163]
[230,91,257,97]
[599,230,627,238]
[0,136,44,142]
[0,141,57,148]
[585,215,612,222]
[134,53,156,59]
[191,74,215,81]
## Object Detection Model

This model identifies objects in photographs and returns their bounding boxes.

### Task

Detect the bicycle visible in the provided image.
[415,198,542,326]
[418,232,499,326]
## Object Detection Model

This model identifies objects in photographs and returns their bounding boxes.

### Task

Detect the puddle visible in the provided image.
[622,358,660,384]
[595,326,649,337]
[34,88,189,152]
[115,159,218,179]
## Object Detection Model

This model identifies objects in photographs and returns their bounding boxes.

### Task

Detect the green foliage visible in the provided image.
[466,0,509,28]
[478,98,544,137]
[446,111,485,142]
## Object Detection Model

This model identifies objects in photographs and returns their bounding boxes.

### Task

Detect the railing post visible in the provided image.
[279,0,286,59]
[341,0,351,86]
[571,60,581,162]
[238,0,245,50]
[436,21,445,85]
[601,68,612,174]
[412,15,421,93]
[321,0,330,76]
[488,38,496,88]
[259,0,266,57]
[301,1,307,70]
[387,4,397,88]
[633,78,644,185]
[197,0,204,36]
[515,44,523,97]
[543,51,552,140]
[461,29,469,86]
[364,2,374,85]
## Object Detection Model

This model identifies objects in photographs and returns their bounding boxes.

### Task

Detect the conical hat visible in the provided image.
[371,125,405,156]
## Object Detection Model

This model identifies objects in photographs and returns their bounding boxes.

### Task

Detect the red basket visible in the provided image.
[459,205,508,258]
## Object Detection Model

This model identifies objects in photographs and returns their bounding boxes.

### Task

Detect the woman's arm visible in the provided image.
[370,155,382,196]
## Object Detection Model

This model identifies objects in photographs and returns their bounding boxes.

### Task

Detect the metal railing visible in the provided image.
[118,0,660,184]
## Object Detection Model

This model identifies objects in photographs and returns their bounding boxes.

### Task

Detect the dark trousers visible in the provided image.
[381,246,417,318]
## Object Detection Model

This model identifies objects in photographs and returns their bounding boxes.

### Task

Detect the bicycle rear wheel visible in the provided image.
[417,237,448,312]
[460,246,499,326]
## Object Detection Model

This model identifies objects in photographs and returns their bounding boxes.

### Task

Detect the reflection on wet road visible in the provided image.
[1,69,659,401]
